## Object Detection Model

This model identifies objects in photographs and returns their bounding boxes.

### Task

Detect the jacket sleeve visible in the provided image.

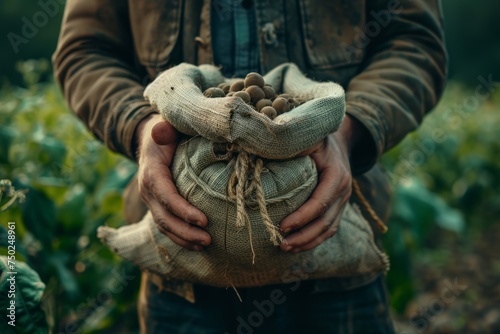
[52,0,156,160]
[345,0,447,174]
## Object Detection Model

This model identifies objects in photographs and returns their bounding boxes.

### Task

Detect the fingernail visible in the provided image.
[196,219,207,227]
[283,246,292,252]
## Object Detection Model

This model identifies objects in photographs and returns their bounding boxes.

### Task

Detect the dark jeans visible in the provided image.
[138,274,395,334]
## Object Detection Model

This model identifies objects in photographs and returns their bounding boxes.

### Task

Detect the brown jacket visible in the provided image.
[53,0,447,226]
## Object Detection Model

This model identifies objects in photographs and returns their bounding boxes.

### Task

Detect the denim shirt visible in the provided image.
[211,0,260,78]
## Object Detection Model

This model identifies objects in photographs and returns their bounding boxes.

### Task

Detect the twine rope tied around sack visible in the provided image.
[352,179,388,233]
[227,148,283,251]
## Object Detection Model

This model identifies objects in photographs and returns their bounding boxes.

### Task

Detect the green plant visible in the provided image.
[382,82,500,313]
[0,257,48,334]
[0,60,140,333]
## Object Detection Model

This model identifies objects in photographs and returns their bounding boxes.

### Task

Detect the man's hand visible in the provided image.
[280,116,366,253]
[135,114,210,251]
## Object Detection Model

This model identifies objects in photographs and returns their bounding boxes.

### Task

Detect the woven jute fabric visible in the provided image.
[98,63,389,287]
[142,62,345,159]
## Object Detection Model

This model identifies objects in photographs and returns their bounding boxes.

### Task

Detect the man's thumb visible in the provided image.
[151,121,177,145]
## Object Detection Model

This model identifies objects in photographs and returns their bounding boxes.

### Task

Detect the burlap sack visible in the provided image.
[98,63,389,287]
[142,62,345,159]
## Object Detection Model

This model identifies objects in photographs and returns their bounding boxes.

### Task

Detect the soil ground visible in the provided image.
[392,225,500,333]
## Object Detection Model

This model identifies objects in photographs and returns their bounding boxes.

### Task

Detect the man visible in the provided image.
[53,0,447,332]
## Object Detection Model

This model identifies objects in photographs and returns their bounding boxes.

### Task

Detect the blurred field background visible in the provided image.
[1,1,499,333]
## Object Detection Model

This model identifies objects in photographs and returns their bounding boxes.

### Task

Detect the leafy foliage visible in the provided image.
[0,61,140,333]
[0,179,27,213]
[382,82,500,312]
[0,257,48,334]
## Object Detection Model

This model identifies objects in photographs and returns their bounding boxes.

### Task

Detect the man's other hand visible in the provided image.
[280,116,360,253]
[135,114,211,251]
